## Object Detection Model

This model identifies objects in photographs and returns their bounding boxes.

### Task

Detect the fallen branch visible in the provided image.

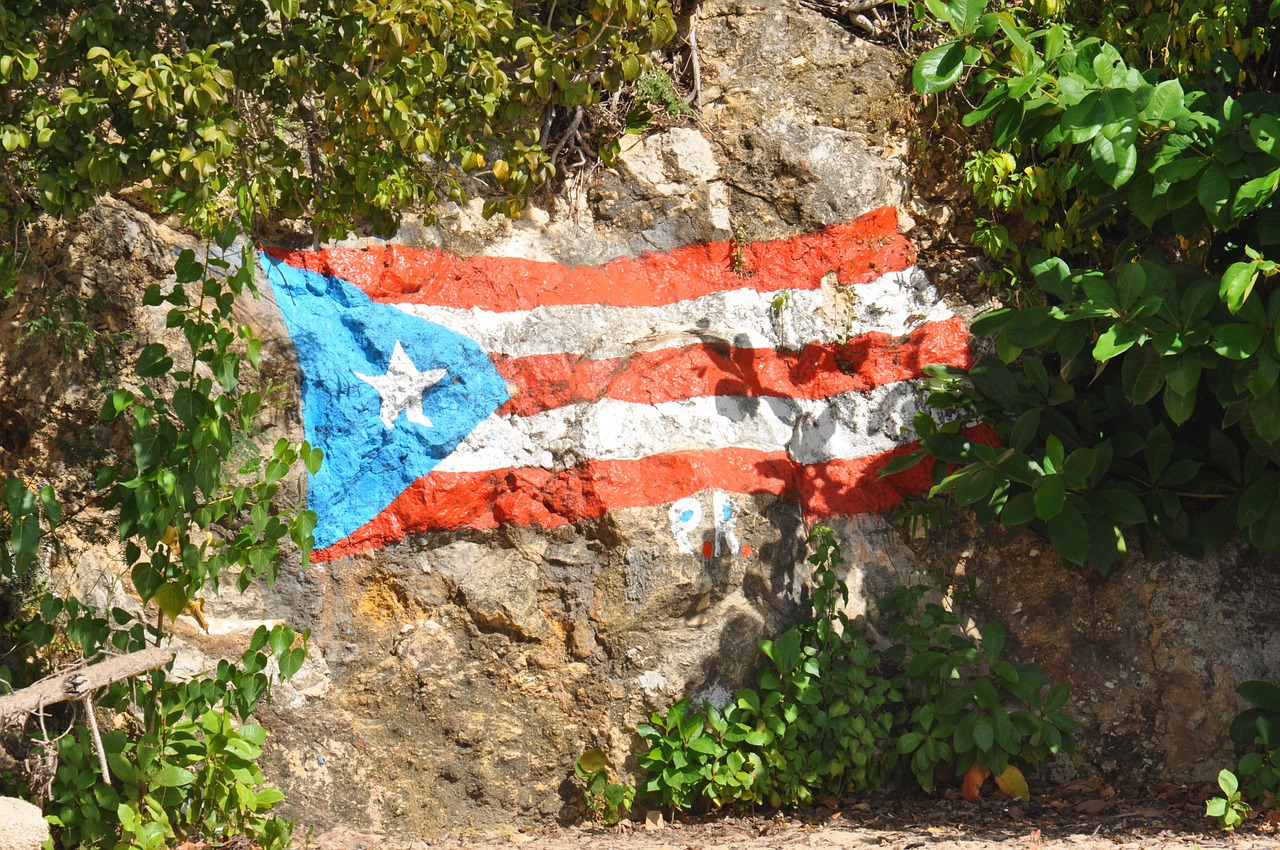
[0,647,175,724]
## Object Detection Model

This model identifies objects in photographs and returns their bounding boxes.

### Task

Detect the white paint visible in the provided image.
[694,682,734,711]
[392,268,951,359]
[668,497,703,555]
[353,340,446,429]
[713,491,740,558]
[434,380,925,473]
[637,669,670,697]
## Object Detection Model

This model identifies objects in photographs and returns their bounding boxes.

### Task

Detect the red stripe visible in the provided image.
[265,207,913,311]
[314,442,938,562]
[493,317,970,416]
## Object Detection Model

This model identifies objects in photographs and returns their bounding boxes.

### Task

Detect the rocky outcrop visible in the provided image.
[5,0,1280,843]
[0,797,49,850]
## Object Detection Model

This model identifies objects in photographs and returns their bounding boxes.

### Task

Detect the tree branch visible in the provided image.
[0,647,175,725]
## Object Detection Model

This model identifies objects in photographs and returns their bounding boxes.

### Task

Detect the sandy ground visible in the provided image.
[303,785,1280,850]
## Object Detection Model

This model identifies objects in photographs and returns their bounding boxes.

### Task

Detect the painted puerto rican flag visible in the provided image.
[261,207,970,562]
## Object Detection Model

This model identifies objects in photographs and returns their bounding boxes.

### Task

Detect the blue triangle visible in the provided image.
[261,253,510,550]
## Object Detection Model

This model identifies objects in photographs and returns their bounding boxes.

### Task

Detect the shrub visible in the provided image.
[628,527,1076,814]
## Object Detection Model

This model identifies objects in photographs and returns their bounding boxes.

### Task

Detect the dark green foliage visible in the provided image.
[1229,681,1280,803]
[628,528,1075,814]
[894,0,1280,570]
[573,750,635,825]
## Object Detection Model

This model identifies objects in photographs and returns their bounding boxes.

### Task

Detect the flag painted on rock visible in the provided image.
[261,207,970,562]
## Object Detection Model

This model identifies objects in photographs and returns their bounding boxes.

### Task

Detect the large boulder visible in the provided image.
[0,797,49,850]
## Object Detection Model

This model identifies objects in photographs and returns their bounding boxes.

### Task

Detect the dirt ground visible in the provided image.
[302,783,1280,850]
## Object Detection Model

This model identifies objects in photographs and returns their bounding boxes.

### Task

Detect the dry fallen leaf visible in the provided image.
[1057,779,1101,797]
[1074,798,1111,814]
[1022,828,1043,846]
[994,764,1031,802]
[962,763,990,803]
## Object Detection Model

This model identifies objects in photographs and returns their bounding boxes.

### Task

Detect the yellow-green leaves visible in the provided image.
[1,0,675,243]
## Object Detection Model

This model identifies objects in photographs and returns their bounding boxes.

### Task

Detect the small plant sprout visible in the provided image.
[1205,768,1250,832]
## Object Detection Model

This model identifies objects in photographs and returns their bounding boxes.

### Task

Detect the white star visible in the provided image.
[354,341,447,429]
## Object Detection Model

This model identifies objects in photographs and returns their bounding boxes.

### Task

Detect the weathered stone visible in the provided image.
[436,542,554,642]
[10,0,1280,839]
[961,529,1280,782]
[0,797,48,850]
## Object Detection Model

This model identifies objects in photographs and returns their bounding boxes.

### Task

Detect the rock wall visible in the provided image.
[229,0,951,830]
[5,0,1280,843]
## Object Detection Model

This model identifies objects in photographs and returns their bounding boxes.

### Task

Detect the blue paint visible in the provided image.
[261,254,509,549]
[722,504,731,521]
[680,509,694,523]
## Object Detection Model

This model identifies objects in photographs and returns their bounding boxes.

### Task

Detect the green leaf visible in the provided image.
[1121,346,1164,403]
[970,307,1016,335]
[1252,113,1280,157]
[983,621,1005,666]
[131,563,164,603]
[1093,324,1138,361]
[1034,475,1066,520]
[1250,390,1280,442]
[1235,170,1280,221]
[1221,261,1260,314]
[135,343,173,378]
[992,101,1024,147]
[973,716,995,752]
[972,677,999,707]
[1047,502,1089,565]
[1002,306,1060,347]
[955,465,996,506]
[913,41,967,94]
[1238,476,1278,527]
[1238,680,1280,713]
[174,249,204,284]
[1092,131,1138,188]
[154,582,189,620]
[39,485,61,528]
[896,731,926,753]
[151,764,197,787]
[1212,323,1265,360]
[1163,386,1196,425]
[924,0,954,26]
[1000,491,1036,526]
[1142,79,1183,121]
[1198,163,1232,227]
[1219,768,1239,797]
[955,0,987,33]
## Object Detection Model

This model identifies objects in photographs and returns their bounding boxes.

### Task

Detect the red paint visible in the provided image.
[313,440,948,562]
[741,544,752,558]
[269,206,979,561]
[702,540,714,558]
[494,317,970,416]
[266,207,913,311]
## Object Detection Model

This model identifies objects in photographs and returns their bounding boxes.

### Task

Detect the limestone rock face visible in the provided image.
[6,0,1280,841]
[960,530,1280,783]
[0,797,49,850]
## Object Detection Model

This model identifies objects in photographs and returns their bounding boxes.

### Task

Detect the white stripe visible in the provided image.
[392,269,951,359]
[434,381,925,473]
